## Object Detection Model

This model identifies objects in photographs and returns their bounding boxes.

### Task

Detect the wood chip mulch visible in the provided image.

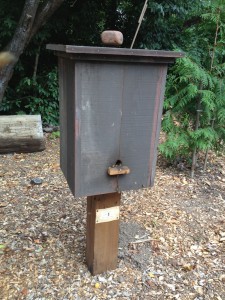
[0,136,224,300]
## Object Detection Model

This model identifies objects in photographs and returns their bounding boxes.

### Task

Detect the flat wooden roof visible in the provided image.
[47,44,184,63]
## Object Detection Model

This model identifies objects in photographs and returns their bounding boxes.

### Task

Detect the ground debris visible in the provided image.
[0,138,224,299]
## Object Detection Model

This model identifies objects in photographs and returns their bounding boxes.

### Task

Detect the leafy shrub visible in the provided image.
[159,1,225,163]
[1,68,59,125]
[49,131,60,139]
[159,56,225,161]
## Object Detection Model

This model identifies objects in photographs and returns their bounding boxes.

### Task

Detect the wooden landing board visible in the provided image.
[86,193,121,275]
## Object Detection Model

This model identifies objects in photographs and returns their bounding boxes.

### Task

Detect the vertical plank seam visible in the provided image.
[117,64,126,192]
[147,65,165,186]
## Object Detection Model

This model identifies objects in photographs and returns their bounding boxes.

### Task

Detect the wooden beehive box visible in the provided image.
[47,45,183,197]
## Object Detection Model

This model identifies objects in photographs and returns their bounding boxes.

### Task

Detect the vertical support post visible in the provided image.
[86,192,121,275]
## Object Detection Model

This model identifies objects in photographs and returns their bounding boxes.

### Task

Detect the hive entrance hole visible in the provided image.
[115,160,122,166]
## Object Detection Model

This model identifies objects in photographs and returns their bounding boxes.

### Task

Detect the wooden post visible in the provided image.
[86,192,121,275]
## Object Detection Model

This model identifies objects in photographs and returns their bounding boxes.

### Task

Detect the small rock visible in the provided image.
[219,274,225,282]
[40,259,47,265]
[30,178,43,185]
[198,280,205,286]
[166,283,176,292]
[182,178,188,184]
[108,275,113,281]
[194,285,204,295]
[117,276,125,283]
[53,126,60,132]
[101,30,123,46]
[191,244,199,251]
[98,276,107,283]
[122,291,131,297]
[43,127,53,133]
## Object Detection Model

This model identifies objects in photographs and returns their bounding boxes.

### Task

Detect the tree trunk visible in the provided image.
[0,0,65,103]
[28,0,65,43]
[0,0,40,103]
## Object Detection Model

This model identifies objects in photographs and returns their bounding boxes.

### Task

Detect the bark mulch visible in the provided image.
[0,136,224,300]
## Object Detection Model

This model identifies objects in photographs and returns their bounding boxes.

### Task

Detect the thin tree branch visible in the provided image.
[0,0,66,103]
[7,0,40,54]
[204,8,221,172]
[28,0,65,44]
[191,84,202,178]
[0,0,40,102]
[210,9,220,72]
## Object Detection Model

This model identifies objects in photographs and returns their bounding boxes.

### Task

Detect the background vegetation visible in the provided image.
[0,0,224,165]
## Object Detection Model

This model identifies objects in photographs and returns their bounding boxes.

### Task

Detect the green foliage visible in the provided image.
[1,68,59,125]
[0,0,224,163]
[160,56,225,160]
[0,0,197,125]
[49,131,60,139]
[160,0,225,161]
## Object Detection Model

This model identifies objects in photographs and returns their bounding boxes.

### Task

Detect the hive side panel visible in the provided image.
[148,65,167,186]
[74,62,123,197]
[59,58,76,195]
[59,58,67,179]
[118,64,167,191]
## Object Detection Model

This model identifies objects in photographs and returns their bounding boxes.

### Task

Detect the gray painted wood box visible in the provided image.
[47,45,183,197]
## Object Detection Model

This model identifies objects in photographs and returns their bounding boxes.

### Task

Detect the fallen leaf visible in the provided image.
[166,218,179,224]
[0,244,6,249]
[194,285,204,295]
[219,274,225,282]
[95,282,100,289]
[34,239,41,244]
[21,288,28,296]
[182,264,196,271]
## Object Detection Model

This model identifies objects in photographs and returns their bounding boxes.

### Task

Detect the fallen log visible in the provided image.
[0,115,45,153]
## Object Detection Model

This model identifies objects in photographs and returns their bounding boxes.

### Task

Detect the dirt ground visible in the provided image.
[0,136,224,300]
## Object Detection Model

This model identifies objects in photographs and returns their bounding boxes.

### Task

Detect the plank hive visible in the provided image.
[47,44,184,275]
[47,45,183,197]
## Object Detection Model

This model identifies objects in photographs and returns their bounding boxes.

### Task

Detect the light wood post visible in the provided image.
[86,192,121,275]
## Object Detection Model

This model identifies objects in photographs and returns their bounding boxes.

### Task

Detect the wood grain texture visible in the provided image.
[0,115,45,153]
[58,58,76,194]
[118,64,167,191]
[54,52,179,64]
[74,62,122,196]
[47,44,184,59]
[86,193,120,275]
[57,60,168,196]
[53,46,179,197]
[108,166,130,175]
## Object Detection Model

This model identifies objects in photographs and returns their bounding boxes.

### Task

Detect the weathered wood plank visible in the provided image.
[86,193,120,275]
[0,115,45,153]
[108,166,130,176]
[47,44,184,58]
[74,62,122,197]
